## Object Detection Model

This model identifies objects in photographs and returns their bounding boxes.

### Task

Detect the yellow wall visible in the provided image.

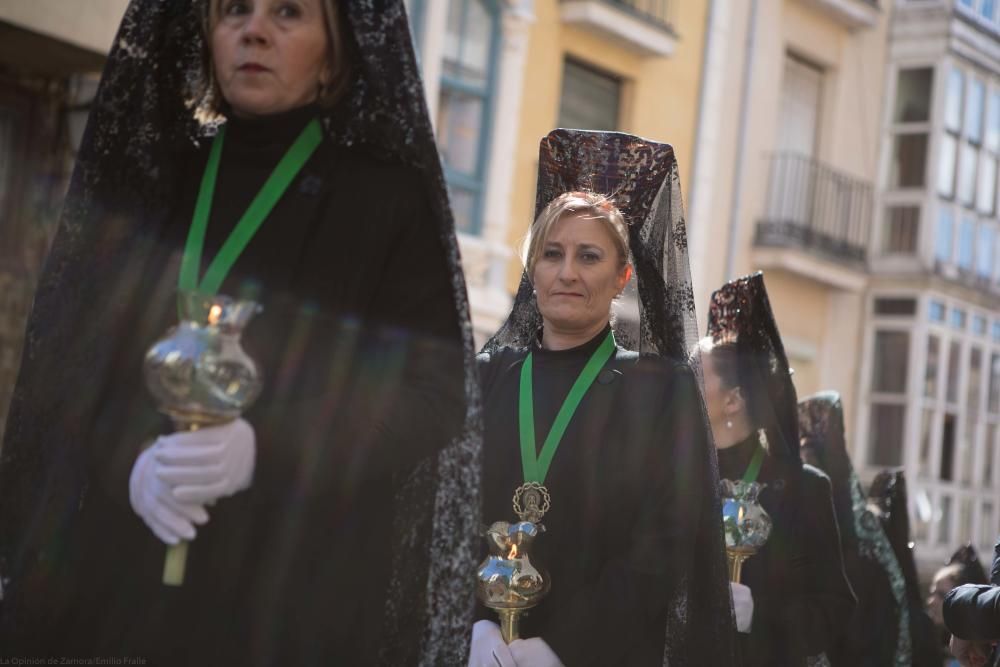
[505,0,710,292]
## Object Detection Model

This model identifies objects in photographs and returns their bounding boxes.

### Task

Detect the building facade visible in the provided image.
[407,0,710,343]
[857,0,1000,568]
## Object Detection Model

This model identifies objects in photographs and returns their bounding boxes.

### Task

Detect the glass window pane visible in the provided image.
[941,413,958,480]
[959,218,976,270]
[981,503,995,544]
[959,143,978,205]
[926,335,941,398]
[938,494,954,545]
[936,208,954,263]
[970,347,984,415]
[874,298,917,316]
[558,60,621,132]
[895,68,934,123]
[938,134,958,197]
[952,308,968,331]
[946,68,964,132]
[443,0,493,86]
[967,78,985,143]
[977,155,997,213]
[447,185,476,233]
[873,331,910,393]
[868,403,906,466]
[892,133,928,188]
[974,315,988,335]
[977,225,995,278]
[983,0,997,21]
[989,352,1000,413]
[930,300,947,322]
[884,206,920,254]
[919,408,935,478]
[947,341,963,403]
[437,86,484,175]
[960,497,974,541]
[987,90,1000,152]
[984,425,996,487]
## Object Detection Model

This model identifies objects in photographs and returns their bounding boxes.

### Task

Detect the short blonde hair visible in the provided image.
[523,191,630,277]
[198,0,351,114]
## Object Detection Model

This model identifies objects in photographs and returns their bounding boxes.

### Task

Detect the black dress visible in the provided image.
[717,435,856,667]
[1,105,465,665]
[476,326,709,666]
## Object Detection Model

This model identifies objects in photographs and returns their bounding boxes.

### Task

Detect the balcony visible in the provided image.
[795,0,880,31]
[560,0,678,58]
[754,153,872,287]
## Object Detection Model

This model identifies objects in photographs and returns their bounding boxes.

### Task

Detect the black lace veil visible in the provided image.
[707,272,800,464]
[799,391,911,666]
[484,129,735,666]
[0,1,480,664]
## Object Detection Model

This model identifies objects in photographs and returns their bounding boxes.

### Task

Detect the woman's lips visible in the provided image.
[238,63,268,72]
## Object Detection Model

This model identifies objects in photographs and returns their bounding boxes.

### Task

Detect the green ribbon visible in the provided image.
[742,443,765,484]
[518,331,616,485]
[179,118,323,295]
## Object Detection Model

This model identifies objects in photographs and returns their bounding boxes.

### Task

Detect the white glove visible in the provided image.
[731,581,754,633]
[129,446,209,544]
[154,418,256,505]
[468,620,515,667]
[509,638,564,667]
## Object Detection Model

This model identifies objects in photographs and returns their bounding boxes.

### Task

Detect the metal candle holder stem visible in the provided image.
[143,291,262,586]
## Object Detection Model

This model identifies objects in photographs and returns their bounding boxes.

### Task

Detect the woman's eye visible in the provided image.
[542,249,562,259]
[580,252,600,263]
[276,2,302,18]
[223,0,250,15]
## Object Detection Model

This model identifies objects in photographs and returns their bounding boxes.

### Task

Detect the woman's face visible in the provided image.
[532,213,629,337]
[212,0,330,117]
[700,350,729,444]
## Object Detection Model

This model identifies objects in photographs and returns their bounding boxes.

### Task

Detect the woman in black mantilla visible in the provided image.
[469,131,736,667]
[868,470,948,667]
[695,272,855,667]
[0,1,478,664]
[798,391,911,666]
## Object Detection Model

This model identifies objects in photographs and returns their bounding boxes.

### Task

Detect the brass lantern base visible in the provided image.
[727,546,757,582]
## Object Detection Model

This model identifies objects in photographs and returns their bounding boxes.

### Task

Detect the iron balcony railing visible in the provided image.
[584,0,675,30]
[755,152,873,265]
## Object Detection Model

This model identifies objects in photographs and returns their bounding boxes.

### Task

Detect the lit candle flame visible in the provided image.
[208,305,222,326]
[508,543,519,559]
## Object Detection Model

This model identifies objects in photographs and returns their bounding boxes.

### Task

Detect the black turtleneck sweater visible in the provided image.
[717,435,856,667]
[476,328,709,666]
[12,106,465,665]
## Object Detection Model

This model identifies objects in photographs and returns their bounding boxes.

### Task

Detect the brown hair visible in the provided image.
[522,191,630,278]
[198,0,352,114]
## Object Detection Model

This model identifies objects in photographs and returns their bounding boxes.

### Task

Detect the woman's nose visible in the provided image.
[241,9,270,45]
[556,259,578,282]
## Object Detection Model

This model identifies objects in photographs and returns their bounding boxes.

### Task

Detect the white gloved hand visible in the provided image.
[153,418,256,505]
[509,638,564,667]
[731,581,755,633]
[468,620,516,667]
[129,446,209,544]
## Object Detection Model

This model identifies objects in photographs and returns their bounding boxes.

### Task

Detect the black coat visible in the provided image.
[476,329,709,666]
[717,436,856,667]
[944,540,1000,666]
[1,106,465,665]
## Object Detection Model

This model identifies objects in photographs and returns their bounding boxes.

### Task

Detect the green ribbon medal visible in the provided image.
[179,118,323,296]
[515,330,616,523]
[741,443,765,484]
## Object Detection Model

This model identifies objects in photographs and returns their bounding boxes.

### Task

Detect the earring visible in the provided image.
[726,420,733,430]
